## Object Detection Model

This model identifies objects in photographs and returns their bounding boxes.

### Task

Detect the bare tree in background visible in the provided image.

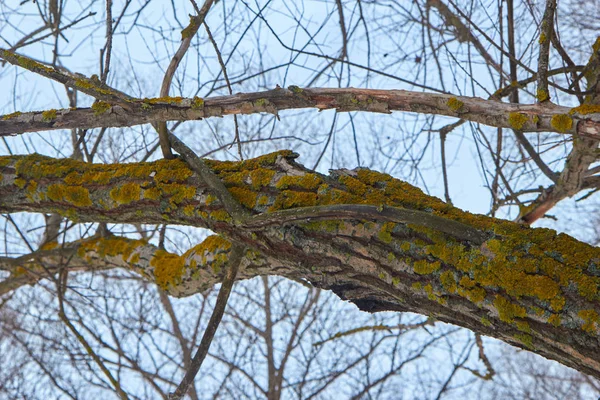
[1,0,600,398]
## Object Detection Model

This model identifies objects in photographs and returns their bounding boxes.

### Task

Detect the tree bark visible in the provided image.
[1,150,599,378]
[1,86,599,138]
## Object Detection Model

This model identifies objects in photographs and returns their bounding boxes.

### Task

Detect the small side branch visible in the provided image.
[168,243,244,400]
[536,0,556,102]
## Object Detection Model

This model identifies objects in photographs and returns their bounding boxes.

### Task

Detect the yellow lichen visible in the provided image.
[110,183,141,205]
[538,33,547,44]
[413,259,441,275]
[578,309,599,333]
[191,96,204,109]
[91,101,111,115]
[508,112,529,130]
[41,109,57,122]
[494,295,526,323]
[46,184,92,207]
[536,88,549,102]
[446,97,464,112]
[229,187,258,209]
[548,314,561,327]
[151,249,186,289]
[1,111,22,120]
[181,15,200,39]
[276,173,323,190]
[569,104,600,115]
[550,114,573,132]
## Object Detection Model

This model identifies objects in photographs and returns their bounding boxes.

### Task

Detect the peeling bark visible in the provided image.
[1,151,600,378]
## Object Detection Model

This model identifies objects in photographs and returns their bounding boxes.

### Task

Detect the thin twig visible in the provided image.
[168,243,244,400]
[536,0,556,103]
[156,0,215,159]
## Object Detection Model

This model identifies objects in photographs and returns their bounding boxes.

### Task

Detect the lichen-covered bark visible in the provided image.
[1,151,599,378]
[1,86,600,138]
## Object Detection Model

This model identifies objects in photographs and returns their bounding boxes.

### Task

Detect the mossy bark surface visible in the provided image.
[1,150,599,378]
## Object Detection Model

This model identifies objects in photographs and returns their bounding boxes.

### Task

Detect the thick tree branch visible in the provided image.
[1,151,600,379]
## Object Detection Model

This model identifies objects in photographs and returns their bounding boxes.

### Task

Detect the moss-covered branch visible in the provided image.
[1,150,600,378]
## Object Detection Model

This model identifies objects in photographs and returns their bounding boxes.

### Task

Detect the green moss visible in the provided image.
[508,112,528,130]
[550,114,573,132]
[446,97,464,112]
[288,85,303,94]
[41,109,57,122]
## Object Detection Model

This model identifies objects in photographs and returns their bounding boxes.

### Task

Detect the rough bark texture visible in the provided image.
[1,151,599,378]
